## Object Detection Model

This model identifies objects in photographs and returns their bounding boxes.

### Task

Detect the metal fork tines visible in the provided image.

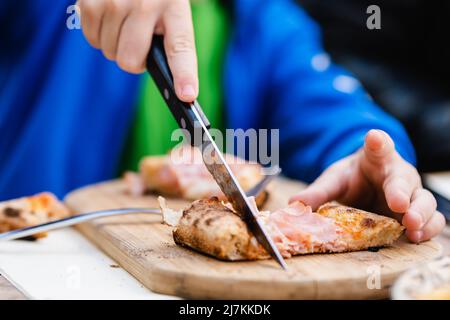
[0,208,161,241]
[246,171,278,197]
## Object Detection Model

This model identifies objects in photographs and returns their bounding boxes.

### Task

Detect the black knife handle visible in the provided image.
[146,35,210,146]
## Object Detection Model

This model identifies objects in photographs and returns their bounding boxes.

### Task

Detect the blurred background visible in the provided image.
[0,0,449,200]
[298,0,450,172]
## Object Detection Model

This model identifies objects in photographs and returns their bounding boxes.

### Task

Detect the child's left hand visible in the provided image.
[290,129,446,243]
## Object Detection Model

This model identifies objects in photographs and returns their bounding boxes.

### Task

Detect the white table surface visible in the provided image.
[0,228,175,300]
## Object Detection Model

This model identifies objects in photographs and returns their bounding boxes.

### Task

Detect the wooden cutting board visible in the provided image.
[64,178,442,299]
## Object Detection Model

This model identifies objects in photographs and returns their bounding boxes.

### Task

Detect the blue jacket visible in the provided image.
[0,0,415,200]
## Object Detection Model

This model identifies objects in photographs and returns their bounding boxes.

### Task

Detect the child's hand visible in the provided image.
[290,129,446,243]
[77,0,198,102]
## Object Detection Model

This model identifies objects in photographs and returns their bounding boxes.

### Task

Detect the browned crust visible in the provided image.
[173,198,268,261]
[317,202,405,251]
[173,199,405,261]
[253,190,268,209]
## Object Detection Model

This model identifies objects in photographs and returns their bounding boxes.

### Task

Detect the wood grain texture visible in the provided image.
[65,178,443,299]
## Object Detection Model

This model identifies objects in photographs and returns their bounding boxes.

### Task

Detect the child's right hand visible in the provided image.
[76,0,198,102]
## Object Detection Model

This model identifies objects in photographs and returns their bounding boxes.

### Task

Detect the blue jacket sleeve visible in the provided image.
[225,0,416,182]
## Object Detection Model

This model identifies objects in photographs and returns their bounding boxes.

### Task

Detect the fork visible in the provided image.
[0,173,278,241]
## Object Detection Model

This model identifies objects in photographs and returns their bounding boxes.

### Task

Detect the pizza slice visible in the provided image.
[159,197,405,261]
[124,145,268,206]
[0,192,70,239]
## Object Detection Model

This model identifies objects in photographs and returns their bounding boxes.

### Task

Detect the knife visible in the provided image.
[146,35,287,270]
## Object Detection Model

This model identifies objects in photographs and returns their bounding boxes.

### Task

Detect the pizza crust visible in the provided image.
[172,197,268,260]
[0,192,70,239]
[317,202,405,251]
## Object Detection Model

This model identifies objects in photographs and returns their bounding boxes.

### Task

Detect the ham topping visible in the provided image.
[260,202,341,257]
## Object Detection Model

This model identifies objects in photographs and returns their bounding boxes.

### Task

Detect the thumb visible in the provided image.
[363,129,396,167]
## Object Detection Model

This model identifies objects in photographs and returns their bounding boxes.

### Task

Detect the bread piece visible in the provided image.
[0,192,70,239]
[173,198,268,260]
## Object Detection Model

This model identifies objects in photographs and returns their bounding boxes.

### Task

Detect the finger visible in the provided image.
[361,129,416,212]
[363,129,395,168]
[382,156,421,214]
[163,0,198,102]
[406,211,445,243]
[382,164,420,213]
[100,0,132,60]
[78,0,106,49]
[402,188,437,231]
[289,160,348,210]
[116,5,158,74]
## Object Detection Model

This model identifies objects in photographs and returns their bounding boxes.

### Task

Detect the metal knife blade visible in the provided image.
[188,106,288,270]
[146,36,288,270]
